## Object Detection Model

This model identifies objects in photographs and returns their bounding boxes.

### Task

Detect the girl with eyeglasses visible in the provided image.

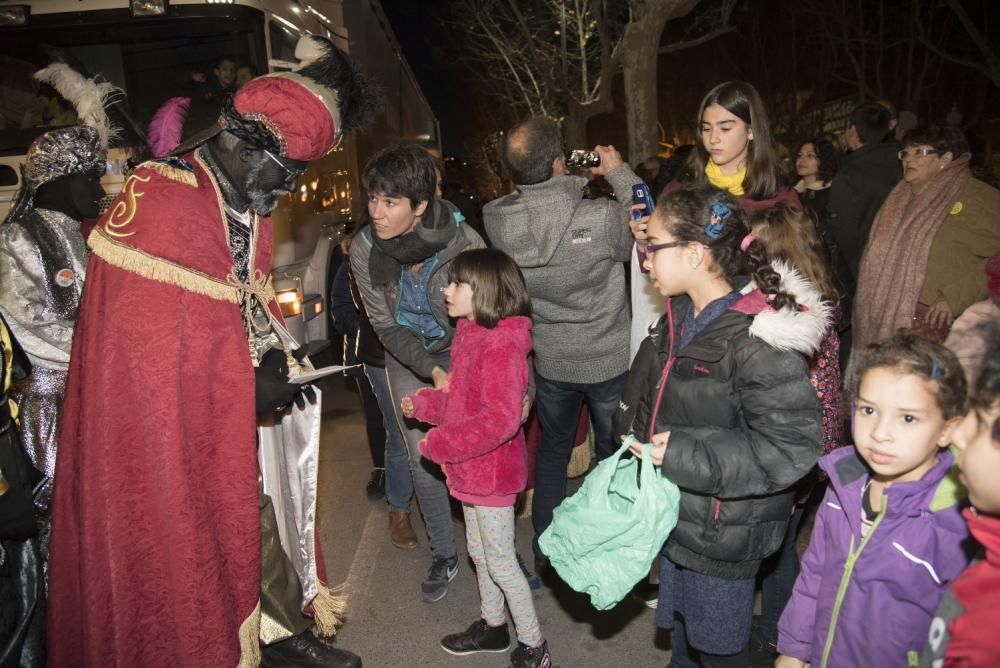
[615,184,830,667]
[854,125,1000,351]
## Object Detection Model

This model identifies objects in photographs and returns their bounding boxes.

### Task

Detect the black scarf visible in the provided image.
[368,199,457,287]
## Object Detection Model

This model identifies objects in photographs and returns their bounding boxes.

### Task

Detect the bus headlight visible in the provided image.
[130,0,169,17]
[276,288,303,318]
[0,5,30,26]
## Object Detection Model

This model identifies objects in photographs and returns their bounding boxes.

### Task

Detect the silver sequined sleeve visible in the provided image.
[0,212,87,370]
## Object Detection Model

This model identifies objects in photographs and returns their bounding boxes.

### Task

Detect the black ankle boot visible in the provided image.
[365,468,385,500]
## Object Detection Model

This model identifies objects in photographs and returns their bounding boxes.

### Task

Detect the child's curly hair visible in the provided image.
[848,330,967,420]
[656,185,798,311]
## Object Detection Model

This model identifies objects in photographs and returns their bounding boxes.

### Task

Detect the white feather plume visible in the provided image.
[293,35,329,70]
[34,63,122,148]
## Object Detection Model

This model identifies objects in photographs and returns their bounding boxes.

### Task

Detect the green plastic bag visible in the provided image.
[538,435,681,610]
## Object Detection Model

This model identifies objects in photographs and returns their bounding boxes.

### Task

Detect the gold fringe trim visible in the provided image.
[237,600,262,668]
[310,582,348,639]
[144,159,198,187]
[257,608,296,647]
[88,227,276,307]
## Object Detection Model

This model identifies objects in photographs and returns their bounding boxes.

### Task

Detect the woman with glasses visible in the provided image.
[854,125,1000,350]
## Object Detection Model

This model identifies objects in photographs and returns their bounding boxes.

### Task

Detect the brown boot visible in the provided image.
[389,510,418,550]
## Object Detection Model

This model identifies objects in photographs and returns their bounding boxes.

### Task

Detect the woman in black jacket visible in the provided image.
[620,185,828,667]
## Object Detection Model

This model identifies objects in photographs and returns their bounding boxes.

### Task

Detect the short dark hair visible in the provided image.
[848,331,968,420]
[849,103,891,146]
[876,98,898,122]
[448,248,531,328]
[902,125,970,158]
[362,144,437,208]
[795,138,841,185]
[500,116,563,186]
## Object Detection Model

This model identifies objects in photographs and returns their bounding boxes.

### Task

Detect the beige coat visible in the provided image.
[919,178,1000,315]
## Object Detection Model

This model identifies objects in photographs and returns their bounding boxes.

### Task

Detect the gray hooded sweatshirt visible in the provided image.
[484,165,642,384]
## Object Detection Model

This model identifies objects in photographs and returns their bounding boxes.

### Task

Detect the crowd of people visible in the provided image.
[331,79,999,668]
[0,31,998,668]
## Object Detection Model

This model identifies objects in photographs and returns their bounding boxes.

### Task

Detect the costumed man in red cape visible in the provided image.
[46,36,381,668]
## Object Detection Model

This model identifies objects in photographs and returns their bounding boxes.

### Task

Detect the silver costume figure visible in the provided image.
[0,126,105,543]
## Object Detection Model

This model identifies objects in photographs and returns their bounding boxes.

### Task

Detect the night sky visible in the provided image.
[380,0,465,157]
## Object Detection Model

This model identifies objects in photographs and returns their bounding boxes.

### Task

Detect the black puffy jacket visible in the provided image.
[615,264,829,579]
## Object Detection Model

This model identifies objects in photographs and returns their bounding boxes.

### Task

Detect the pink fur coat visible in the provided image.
[410,315,532,499]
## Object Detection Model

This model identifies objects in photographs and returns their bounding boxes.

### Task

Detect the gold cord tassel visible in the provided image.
[310,582,348,638]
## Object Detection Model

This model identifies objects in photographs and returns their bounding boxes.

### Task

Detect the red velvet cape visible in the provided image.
[47,153,274,667]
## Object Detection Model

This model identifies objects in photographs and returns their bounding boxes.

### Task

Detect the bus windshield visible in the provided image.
[0,6,268,154]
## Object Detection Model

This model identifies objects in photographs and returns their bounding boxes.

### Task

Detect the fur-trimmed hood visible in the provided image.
[731,260,832,357]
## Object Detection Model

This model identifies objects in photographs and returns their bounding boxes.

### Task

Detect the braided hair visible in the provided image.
[656,185,798,311]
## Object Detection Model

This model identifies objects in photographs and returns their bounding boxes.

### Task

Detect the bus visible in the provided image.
[0,0,439,353]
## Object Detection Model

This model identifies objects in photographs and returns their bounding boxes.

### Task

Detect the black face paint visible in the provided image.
[34,169,105,221]
[71,170,106,219]
[243,151,304,216]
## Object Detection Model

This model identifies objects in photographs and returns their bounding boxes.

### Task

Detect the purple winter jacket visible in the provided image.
[778,446,971,668]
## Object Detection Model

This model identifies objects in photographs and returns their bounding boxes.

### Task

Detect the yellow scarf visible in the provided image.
[705,161,746,196]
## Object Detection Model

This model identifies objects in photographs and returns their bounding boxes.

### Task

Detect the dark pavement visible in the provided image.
[312,379,673,668]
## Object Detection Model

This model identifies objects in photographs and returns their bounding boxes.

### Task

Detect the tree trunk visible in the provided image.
[622,29,661,163]
[563,108,591,151]
[622,0,702,163]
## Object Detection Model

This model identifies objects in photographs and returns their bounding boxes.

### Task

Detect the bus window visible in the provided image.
[268,17,301,65]
[0,6,267,152]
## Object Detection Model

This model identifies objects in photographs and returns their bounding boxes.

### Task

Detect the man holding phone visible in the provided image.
[484,116,644,567]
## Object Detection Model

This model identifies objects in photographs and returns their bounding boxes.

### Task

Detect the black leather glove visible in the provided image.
[254,348,299,414]
[294,384,316,410]
[0,483,38,540]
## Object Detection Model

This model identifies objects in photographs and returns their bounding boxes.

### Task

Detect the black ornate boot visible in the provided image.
[261,629,362,668]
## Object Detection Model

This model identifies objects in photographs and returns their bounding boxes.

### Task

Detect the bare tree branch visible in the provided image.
[914,0,1000,87]
[658,24,734,53]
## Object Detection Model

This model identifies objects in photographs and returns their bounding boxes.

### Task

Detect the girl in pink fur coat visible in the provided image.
[402,248,551,668]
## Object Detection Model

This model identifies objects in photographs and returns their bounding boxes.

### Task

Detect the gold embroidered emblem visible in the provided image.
[104,173,151,238]
[950,201,963,215]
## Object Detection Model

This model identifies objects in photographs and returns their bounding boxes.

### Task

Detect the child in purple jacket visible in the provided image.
[777,333,972,668]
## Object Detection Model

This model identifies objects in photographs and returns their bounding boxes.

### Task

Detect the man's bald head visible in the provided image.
[500,116,563,186]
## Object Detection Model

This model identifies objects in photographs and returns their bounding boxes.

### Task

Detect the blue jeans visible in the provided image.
[531,371,627,557]
[384,354,457,561]
[364,364,414,513]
